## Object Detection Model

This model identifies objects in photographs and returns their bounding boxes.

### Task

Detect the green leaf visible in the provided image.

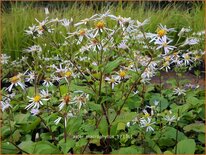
[149,94,169,111]
[126,95,141,110]
[18,141,35,154]
[60,85,68,95]
[175,139,196,154]
[164,150,173,154]
[59,139,75,154]
[14,113,30,124]
[158,127,187,147]
[87,102,101,114]
[33,141,61,154]
[99,117,108,136]
[66,117,82,134]
[22,117,41,132]
[198,133,205,144]
[2,142,19,154]
[111,146,143,154]
[186,96,203,106]
[13,130,21,142]
[117,122,126,131]
[104,57,123,74]
[147,139,162,154]
[2,126,11,138]
[113,112,136,124]
[183,123,205,133]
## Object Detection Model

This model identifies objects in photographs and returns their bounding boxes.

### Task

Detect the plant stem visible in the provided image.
[175,109,180,154]
[112,58,153,123]
[37,115,57,143]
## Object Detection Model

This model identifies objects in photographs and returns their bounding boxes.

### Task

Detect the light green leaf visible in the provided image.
[59,139,75,154]
[117,122,126,131]
[33,141,61,154]
[2,142,19,154]
[104,57,123,74]
[18,141,35,154]
[183,123,205,133]
[111,146,143,154]
[175,139,196,154]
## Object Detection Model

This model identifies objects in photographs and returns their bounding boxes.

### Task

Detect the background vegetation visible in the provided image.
[1,1,205,60]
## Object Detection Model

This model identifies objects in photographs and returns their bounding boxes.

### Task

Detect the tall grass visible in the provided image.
[2,2,204,60]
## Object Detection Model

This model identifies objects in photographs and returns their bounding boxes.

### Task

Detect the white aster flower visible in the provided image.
[140,117,155,132]
[181,37,199,46]
[1,54,10,64]
[173,87,186,96]
[0,98,12,112]
[105,75,120,89]
[6,74,26,92]
[24,45,42,53]
[59,95,72,111]
[42,78,53,87]
[54,117,62,125]
[26,94,49,110]
[155,36,176,54]
[25,71,35,83]
[72,92,89,109]
[164,115,176,125]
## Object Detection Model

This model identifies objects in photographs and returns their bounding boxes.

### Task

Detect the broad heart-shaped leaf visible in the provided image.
[2,142,19,154]
[14,113,30,124]
[98,117,108,136]
[111,145,143,154]
[183,123,205,133]
[2,125,11,139]
[126,95,141,110]
[66,117,82,134]
[117,122,126,131]
[104,57,123,74]
[175,139,196,154]
[112,112,137,125]
[157,127,187,147]
[164,150,173,154]
[145,137,162,154]
[58,138,75,154]
[198,133,205,144]
[149,94,169,111]
[186,96,204,107]
[33,141,62,154]
[21,116,41,133]
[59,85,68,95]
[18,141,35,154]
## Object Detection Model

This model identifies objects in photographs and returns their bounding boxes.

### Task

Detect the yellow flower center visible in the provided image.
[157,29,167,37]
[34,95,41,102]
[64,95,70,104]
[92,39,99,45]
[65,71,72,77]
[163,61,169,67]
[45,77,50,81]
[195,55,201,59]
[165,56,170,62]
[110,78,115,83]
[119,71,126,78]
[59,71,65,77]
[9,76,20,84]
[162,42,167,47]
[79,29,86,36]
[173,52,178,57]
[38,25,44,31]
[145,113,150,118]
[96,21,105,29]
[185,54,190,60]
